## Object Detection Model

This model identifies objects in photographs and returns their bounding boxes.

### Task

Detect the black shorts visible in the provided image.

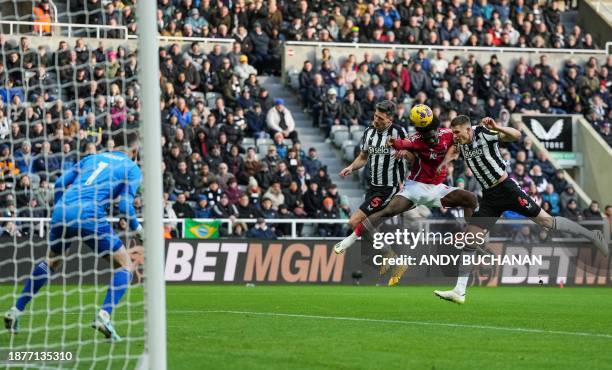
[469,178,541,230]
[359,185,398,216]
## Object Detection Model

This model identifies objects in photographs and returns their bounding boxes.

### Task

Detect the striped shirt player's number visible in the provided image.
[85,162,109,185]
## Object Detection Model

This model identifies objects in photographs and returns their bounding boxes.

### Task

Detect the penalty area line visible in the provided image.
[188,310,612,340]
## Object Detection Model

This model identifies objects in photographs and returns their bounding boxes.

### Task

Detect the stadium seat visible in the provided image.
[241,137,255,148]
[333,130,350,148]
[341,139,355,149]
[283,139,293,147]
[350,129,365,142]
[205,92,221,107]
[329,125,348,142]
[256,138,273,147]
[287,69,300,90]
[191,91,205,102]
[343,144,356,161]
[257,144,270,154]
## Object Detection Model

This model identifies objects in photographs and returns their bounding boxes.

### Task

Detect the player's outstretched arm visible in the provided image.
[437,144,459,174]
[481,117,521,142]
[386,137,412,150]
[340,151,367,177]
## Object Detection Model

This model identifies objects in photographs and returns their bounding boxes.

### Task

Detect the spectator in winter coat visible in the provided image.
[250,22,270,72]
[282,181,302,211]
[225,178,244,205]
[173,160,195,198]
[302,147,322,177]
[257,197,277,219]
[315,197,342,237]
[560,186,578,210]
[194,196,212,218]
[298,61,314,104]
[583,201,603,220]
[303,181,323,217]
[409,62,432,97]
[234,55,257,82]
[245,103,268,138]
[307,74,327,127]
[267,99,299,144]
[562,199,582,221]
[273,132,288,159]
[263,181,285,211]
[321,88,342,131]
[541,184,560,216]
[172,193,195,218]
[340,90,363,126]
[212,193,238,218]
[236,194,258,219]
[246,218,276,239]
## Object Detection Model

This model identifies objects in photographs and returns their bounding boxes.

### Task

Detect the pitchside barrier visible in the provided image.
[1,218,610,287]
[0,217,607,240]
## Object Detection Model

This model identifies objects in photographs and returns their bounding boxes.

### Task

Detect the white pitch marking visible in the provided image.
[182,310,612,340]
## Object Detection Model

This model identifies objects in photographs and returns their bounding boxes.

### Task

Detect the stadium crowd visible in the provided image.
[37,0,598,70]
[299,49,612,144]
[0,36,352,239]
[67,0,592,49]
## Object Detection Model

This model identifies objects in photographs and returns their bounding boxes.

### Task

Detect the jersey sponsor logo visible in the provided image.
[368,146,391,155]
[463,147,484,159]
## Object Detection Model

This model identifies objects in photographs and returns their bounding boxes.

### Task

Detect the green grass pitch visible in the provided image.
[1,285,612,369]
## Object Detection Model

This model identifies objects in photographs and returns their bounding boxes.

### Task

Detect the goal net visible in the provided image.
[0,1,165,369]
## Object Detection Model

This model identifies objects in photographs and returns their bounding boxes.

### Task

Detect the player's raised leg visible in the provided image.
[334,195,415,285]
[531,210,608,255]
[334,209,367,254]
[440,189,478,218]
[334,195,414,254]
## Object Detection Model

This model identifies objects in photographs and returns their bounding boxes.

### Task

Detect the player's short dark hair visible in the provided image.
[451,115,471,127]
[375,100,396,116]
[112,131,139,149]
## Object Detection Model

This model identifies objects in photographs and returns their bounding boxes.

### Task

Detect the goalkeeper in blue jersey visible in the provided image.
[4,132,143,341]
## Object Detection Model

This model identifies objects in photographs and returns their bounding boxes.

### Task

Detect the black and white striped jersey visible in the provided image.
[360,124,407,187]
[457,126,509,189]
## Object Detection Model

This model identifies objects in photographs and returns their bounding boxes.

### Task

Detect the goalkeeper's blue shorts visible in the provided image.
[49,222,123,255]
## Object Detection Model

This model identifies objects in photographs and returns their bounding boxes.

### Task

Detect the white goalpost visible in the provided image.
[136,1,168,370]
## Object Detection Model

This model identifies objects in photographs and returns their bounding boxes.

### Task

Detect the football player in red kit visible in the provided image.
[334,111,478,285]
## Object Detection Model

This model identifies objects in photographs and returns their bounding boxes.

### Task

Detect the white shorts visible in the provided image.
[396,180,457,208]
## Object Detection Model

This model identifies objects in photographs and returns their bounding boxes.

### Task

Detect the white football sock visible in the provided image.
[453,249,476,295]
[341,232,358,250]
